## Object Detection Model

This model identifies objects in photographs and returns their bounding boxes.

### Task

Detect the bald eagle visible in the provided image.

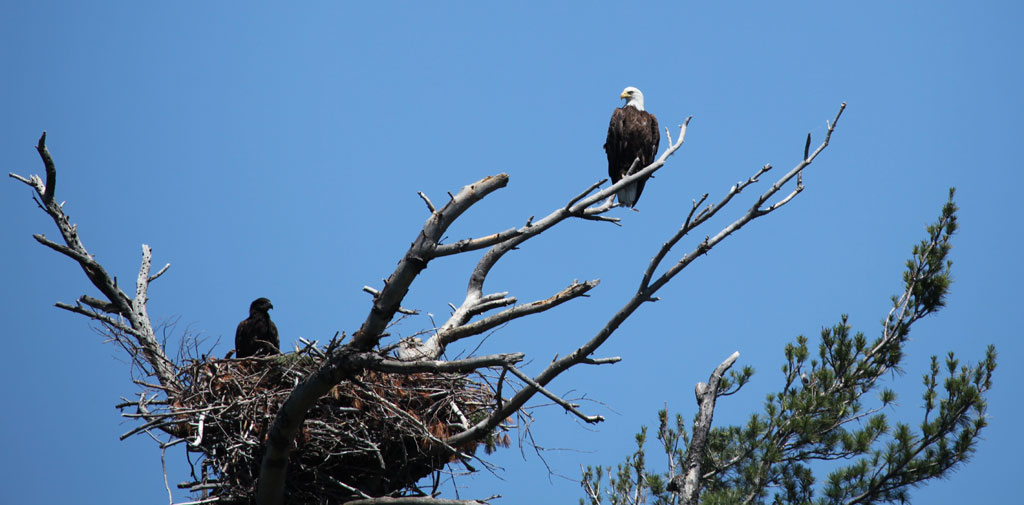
[604,86,660,207]
[235,297,280,358]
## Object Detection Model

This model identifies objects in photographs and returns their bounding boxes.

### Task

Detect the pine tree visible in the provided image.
[581,189,996,505]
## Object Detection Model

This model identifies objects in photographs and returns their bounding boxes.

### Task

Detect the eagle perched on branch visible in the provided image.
[604,86,660,207]
[235,297,280,358]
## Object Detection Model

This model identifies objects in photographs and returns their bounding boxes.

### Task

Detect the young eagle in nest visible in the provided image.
[235,297,280,358]
[604,86,660,207]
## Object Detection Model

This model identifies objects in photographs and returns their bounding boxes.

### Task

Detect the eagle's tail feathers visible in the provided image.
[616,183,638,208]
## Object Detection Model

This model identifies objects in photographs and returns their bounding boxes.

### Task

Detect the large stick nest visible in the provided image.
[169,349,506,504]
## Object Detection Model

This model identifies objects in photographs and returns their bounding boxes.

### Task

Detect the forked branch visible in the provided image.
[9,132,180,392]
[668,351,740,503]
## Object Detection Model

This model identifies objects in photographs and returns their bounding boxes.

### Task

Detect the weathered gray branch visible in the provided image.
[426,279,599,357]
[417,191,436,213]
[351,174,510,351]
[80,294,120,314]
[362,286,419,315]
[434,228,523,257]
[36,131,56,205]
[581,356,622,365]
[465,292,516,317]
[55,301,137,336]
[372,352,524,373]
[565,178,608,209]
[343,497,495,505]
[668,351,740,503]
[9,133,180,392]
[504,365,603,423]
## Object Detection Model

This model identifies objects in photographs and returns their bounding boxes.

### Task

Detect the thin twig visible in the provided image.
[504,366,603,424]
[418,191,437,213]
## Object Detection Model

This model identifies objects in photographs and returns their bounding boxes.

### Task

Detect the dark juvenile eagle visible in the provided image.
[235,297,280,358]
[604,86,660,207]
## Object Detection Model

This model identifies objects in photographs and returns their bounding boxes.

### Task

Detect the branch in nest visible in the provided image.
[343,497,498,505]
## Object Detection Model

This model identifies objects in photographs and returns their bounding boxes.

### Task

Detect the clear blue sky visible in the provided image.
[2,2,1021,504]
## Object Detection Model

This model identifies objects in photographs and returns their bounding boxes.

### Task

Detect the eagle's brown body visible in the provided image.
[604,91,660,207]
[235,297,279,358]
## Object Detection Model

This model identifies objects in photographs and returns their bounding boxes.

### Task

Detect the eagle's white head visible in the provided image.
[620,86,645,111]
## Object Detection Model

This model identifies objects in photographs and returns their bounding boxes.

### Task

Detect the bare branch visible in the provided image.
[668,351,740,503]
[7,172,33,185]
[582,196,619,218]
[505,365,604,424]
[373,353,524,373]
[134,244,156,328]
[350,174,509,351]
[11,135,181,392]
[417,191,437,213]
[148,262,171,283]
[582,356,622,365]
[433,228,523,257]
[762,183,803,213]
[170,498,221,505]
[625,155,643,177]
[565,178,608,210]
[434,279,599,352]
[55,302,137,336]
[119,416,182,441]
[640,193,709,291]
[579,213,622,225]
[342,497,495,505]
[363,285,420,315]
[32,233,94,265]
[465,292,516,317]
[36,131,56,205]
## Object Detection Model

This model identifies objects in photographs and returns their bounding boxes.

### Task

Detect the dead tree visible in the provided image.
[8,103,845,505]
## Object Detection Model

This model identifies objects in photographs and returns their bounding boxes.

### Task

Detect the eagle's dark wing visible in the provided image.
[631,111,659,204]
[647,112,660,166]
[264,319,280,355]
[605,107,660,206]
[235,317,257,358]
[605,107,625,183]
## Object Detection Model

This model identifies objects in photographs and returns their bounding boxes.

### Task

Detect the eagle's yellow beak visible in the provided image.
[620,91,630,99]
